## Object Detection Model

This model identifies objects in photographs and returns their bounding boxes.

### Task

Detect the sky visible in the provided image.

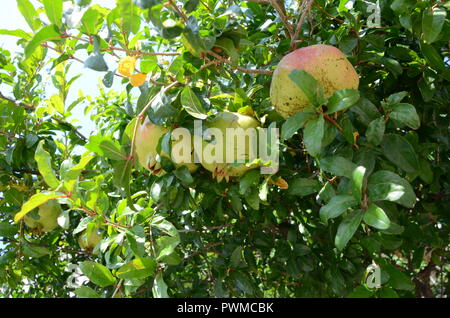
[0,0,127,138]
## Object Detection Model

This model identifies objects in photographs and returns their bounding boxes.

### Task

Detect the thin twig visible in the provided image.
[0,91,34,109]
[207,50,273,74]
[290,0,314,51]
[168,0,189,23]
[270,0,294,39]
[247,0,270,4]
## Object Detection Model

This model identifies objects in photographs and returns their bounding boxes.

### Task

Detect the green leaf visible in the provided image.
[230,246,243,268]
[180,86,207,119]
[239,169,260,195]
[181,17,206,56]
[386,91,408,105]
[245,187,260,210]
[23,243,51,258]
[215,37,239,66]
[116,258,157,279]
[161,25,184,39]
[389,104,420,130]
[281,111,315,141]
[335,209,364,251]
[15,192,64,223]
[366,117,385,146]
[84,54,109,72]
[43,0,63,28]
[86,135,125,160]
[420,42,445,71]
[352,166,366,202]
[287,178,321,197]
[0,29,32,40]
[288,70,325,106]
[303,114,324,157]
[320,156,357,178]
[363,203,390,230]
[80,5,104,35]
[381,134,420,173]
[35,140,60,189]
[116,0,141,35]
[367,170,416,208]
[184,0,199,12]
[320,195,358,222]
[102,71,115,88]
[422,7,446,44]
[381,262,414,291]
[74,286,100,298]
[326,89,360,114]
[232,271,254,295]
[0,223,19,237]
[25,25,61,59]
[152,272,169,298]
[173,165,194,185]
[17,0,41,31]
[79,261,116,287]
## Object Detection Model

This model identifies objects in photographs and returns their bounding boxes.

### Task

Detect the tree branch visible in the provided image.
[270,0,294,39]
[290,0,314,51]
[206,50,273,74]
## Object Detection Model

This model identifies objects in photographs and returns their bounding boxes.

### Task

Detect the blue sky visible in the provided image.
[0,0,128,138]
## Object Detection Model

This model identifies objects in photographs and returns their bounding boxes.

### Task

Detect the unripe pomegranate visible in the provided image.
[134,117,198,176]
[78,228,103,252]
[24,200,61,233]
[270,44,359,118]
[195,112,261,182]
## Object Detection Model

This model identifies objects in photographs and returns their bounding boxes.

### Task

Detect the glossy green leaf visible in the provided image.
[381,134,420,173]
[43,0,63,28]
[320,195,358,222]
[116,258,157,279]
[363,203,391,230]
[25,25,61,59]
[287,178,321,197]
[366,117,385,146]
[352,166,366,202]
[17,0,41,31]
[335,209,364,251]
[281,110,315,141]
[326,89,360,114]
[79,261,116,287]
[152,273,169,298]
[35,140,60,189]
[367,170,416,208]
[180,86,207,119]
[422,7,446,44]
[390,103,420,130]
[303,114,324,157]
[74,286,100,298]
[320,156,357,178]
[288,70,326,107]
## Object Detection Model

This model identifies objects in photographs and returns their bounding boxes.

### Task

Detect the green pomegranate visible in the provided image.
[23,200,61,233]
[195,112,261,182]
[78,228,103,251]
[134,117,198,176]
[270,44,359,118]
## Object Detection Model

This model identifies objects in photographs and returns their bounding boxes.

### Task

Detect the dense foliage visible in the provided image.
[0,0,449,298]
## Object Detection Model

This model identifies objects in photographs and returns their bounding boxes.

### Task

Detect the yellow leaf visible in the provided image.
[130,73,147,87]
[269,177,289,189]
[118,56,136,77]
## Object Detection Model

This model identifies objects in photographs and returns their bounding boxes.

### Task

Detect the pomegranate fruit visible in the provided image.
[23,200,61,233]
[270,44,359,118]
[195,112,261,182]
[134,117,198,176]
